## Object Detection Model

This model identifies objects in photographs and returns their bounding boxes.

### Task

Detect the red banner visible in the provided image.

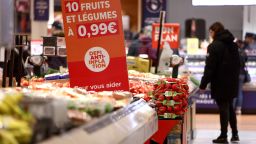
[61,0,129,91]
[152,23,180,49]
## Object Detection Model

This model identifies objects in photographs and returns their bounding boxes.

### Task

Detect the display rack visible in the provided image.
[145,87,198,144]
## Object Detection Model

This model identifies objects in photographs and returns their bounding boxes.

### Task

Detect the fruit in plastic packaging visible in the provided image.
[152,78,190,118]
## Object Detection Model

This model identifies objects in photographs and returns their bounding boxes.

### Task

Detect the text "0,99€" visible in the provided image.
[77,21,119,38]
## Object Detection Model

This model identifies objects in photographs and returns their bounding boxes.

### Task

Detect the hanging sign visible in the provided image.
[61,0,129,91]
[142,0,166,28]
[152,23,180,49]
[34,0,49,21]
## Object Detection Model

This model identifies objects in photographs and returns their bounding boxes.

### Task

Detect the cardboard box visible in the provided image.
[137,58,151,73]
[127,56,138,71]
[126,56,151,72]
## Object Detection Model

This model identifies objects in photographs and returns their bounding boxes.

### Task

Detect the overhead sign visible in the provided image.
[193,0,256,5]
[152,23,180,49]
[61,0,129,91]
[142,0,166,28]
[34,0,49,21]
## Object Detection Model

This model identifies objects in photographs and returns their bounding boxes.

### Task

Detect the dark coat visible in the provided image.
[200,30,240,101]
[127,37,157,65]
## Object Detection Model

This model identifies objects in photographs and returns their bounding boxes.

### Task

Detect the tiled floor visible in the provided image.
[192,114,256,144]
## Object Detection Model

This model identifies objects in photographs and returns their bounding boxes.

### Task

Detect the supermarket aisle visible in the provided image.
[192,114,256,144]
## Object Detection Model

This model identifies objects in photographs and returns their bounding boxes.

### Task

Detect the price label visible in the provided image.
[61,0,129,91]
[77,21,118,38]
[43,46,55,56]
[65,0,80,13]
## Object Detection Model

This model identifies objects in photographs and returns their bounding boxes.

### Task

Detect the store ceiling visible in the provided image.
[193,0,256,6]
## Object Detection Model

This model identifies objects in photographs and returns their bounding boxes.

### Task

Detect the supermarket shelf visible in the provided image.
[194,89,256,114]
[185,55,256,61]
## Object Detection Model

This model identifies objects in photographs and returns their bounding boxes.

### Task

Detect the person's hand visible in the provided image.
[199,88,206,94]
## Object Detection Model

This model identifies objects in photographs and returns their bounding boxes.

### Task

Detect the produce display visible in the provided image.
[66,91,132,119]
[20,72,194,120]
[128,70,192,119]
[0,90,34,144]
[145,78,190,119]
[0,69,196,144]
[0,87,133,143]
[21,77,70,88]
[25,88,131,118]
[128,70,163,98]
[128,70,164,81]
[21,77,44,87]
[129,80,154,97]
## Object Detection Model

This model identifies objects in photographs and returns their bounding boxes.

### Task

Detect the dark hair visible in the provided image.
[209,22,225,34]
[52,21,63,30]
[245,32,254,38]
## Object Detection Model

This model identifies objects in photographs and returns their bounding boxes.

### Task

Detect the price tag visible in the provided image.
[77,21,118,38]
[57,47,67,56]
[57,37,66,47]
[61,0,129,91]
[43,46,55,56]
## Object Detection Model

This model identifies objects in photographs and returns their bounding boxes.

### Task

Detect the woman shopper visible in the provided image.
[199,22,240,143]
[234,40,247,115]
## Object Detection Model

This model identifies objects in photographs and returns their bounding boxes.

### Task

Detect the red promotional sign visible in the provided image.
[61,0,129,91]
[152,23,180,49]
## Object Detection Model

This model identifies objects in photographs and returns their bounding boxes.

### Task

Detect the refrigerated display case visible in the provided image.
[41,99,158,144]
